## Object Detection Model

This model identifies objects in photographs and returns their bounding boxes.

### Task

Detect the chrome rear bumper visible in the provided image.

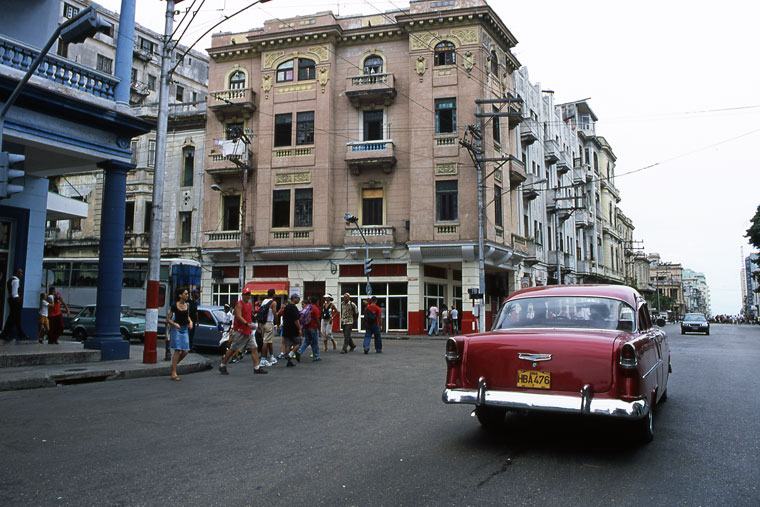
[442,381,648,420]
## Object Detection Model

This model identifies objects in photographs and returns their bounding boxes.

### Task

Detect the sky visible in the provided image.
[97,0,760,314]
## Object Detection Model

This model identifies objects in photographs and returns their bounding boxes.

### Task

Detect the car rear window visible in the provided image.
[493,296,636,332]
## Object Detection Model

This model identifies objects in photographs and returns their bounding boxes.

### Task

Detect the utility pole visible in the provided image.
[144,0,176,364]
[226,129,252,291]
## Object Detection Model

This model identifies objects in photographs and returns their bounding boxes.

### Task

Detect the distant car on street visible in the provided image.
[443,284,671,443]
[189,305,227,351]
[681,313,710,335]
[71,305,145,341]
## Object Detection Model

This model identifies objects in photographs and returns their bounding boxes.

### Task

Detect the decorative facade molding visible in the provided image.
[274,172,311,185]
[435,162,458,176]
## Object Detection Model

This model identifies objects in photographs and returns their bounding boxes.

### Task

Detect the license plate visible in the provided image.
[517,370,551,389]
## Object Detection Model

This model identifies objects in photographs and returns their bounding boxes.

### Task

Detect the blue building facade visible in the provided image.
[0,0,151,358]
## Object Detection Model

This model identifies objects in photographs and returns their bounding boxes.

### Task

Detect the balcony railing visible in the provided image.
[344,225,395,245]
[205,231,241,242]
[345,73,396,106]
[345,140,396,174]
[206,148,254,175]
[0,36,118,100]
[544,139,560,164]
[436,224,458,234]
[208,88,255,120]
[520,118,538,146]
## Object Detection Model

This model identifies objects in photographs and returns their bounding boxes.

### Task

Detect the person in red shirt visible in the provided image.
[295,295,322,362]
[218,288,268,375]
[362,296,383,354]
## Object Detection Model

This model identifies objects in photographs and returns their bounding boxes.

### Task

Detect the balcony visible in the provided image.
[507,93,523,129]
[0,36,118,100]
[205,231,241,242]
[556,157,571,175]
[574,210,592,228]
[576,259,589,275]
[206,150,254,179]
[345,73,396,106]
[520,118,538,146]
[208,88,255,121]
[508,157,527,188]
[544,139,560,164]
[524,240,540,266]
[45,227,60,241]
[346,140,396,174]
[344,225,396,246]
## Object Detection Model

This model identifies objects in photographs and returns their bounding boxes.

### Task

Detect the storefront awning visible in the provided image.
[243,281,290,296]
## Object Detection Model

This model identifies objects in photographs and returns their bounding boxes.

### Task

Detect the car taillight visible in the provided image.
[619,343,638,369]
[445,338,459,363]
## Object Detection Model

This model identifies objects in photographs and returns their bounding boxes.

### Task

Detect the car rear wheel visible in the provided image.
[120,329,130,341]
[73,328,87,341]
[475,406,506,429]
[632,408,654,443]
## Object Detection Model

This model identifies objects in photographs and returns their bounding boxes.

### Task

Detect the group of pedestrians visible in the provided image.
[426,303,459,336]
[166,286,385,379]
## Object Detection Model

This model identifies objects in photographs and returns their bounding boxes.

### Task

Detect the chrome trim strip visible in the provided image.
[518,353,552,362]
[642,361,660,380]
[477,377,487,406]
[580,384,593,414]
[442,388,648,419]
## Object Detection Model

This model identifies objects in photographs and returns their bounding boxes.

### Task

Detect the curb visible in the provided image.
[0,357,213,392]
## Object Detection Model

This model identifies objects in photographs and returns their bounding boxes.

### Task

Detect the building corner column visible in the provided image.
[84,159,133,360]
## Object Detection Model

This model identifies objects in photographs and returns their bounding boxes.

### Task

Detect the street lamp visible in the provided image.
[212,183,247,292]
[344,213,372,296]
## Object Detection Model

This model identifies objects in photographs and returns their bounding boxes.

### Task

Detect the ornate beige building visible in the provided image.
[201,0,527,333]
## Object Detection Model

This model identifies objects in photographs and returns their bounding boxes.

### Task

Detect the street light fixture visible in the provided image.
[344,212,372,296]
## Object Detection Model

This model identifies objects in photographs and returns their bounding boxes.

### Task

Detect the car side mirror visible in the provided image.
[655,318,666,327]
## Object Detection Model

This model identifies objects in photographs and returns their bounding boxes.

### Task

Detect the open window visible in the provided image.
[434,41,456,66]
[228,70,246,89]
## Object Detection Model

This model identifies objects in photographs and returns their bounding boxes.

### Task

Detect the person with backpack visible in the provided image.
[280,294,302,367]
[339,292,358,354]
[295,295,321,362]
[363,296,383,354]
[321,294,338,352]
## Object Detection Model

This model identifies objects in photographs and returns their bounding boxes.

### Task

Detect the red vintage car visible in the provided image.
[443,285,670,443]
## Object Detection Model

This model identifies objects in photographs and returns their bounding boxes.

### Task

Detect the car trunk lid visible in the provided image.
[463,330,618,393]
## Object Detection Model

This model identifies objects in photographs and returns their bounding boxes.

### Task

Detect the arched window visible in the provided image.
[490,50,499,75]
[298,58,315,80]
[363,55,383,75]
[228,70,246,89]
[434,41,456,66]
[276,59,294,82]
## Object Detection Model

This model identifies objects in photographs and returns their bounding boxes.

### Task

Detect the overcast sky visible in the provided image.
[99,0,760,314]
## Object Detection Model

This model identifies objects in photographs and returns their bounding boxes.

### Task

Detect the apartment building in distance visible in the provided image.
[45,0,209,261]
[682,268,711,317]
[648,253,684,318]
[742,253,758,319]
[202,0,529,333]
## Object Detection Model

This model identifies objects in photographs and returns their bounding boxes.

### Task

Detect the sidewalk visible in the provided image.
[0,338,212,392]
[0,332,449,392]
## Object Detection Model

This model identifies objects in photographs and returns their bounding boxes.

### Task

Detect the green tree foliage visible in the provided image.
[746,204,760,249]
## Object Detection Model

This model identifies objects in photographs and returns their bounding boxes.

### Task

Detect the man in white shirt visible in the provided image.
[450,306,459,334]
[428,304,439,336]
[1,269,27,341]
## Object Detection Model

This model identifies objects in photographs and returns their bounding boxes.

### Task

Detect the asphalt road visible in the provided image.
[0,324,758,506]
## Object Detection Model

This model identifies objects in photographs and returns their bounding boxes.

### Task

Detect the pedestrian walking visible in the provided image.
[46,286,69,345]
[340,293,358,354]
[363,296,383,354]
[281,294,302,367]
[427,303,439,336]
[218,287,268,375]
[450,305,459,334]
[441,305,449,336]
[167,288,193,381]
[258,288,279,366]
[295,295,321,362]
[38,292,50,343]
[1,269,28,341]
[321,294,338,351]
[218,303,233,349]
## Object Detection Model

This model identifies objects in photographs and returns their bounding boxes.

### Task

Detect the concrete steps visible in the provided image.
[0,341,99,368]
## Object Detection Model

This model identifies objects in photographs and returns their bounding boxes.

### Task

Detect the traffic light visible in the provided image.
[60,6,112,45]
[364,257,373,275]
[0,152,25,198]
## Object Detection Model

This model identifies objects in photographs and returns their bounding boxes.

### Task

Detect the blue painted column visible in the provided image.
[114,0,136,105]
[84,160,132,360]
